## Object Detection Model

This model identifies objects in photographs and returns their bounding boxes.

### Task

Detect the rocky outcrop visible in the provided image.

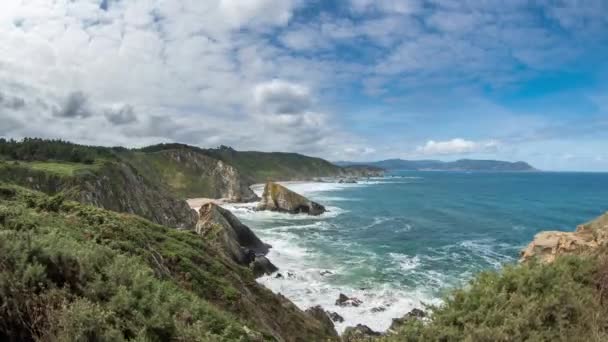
[197,202,277,276]
[305,306,340,339]
[521,212,608,263]
[389,308,426,332]
[336,293,362,307]
[257,182,326,215]
[342,324,382,341]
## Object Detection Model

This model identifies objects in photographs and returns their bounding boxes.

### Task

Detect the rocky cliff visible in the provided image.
[0,160,197,229]
[127,148,258,202]
[196,202,277,277]
[257,182,326,215]
[521,211,608,263]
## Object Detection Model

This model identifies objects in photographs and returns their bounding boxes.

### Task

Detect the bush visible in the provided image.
[388,257,608,342]
[0,186,255,341]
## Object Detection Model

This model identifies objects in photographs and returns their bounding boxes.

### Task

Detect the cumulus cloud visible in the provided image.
[0,0,606,166]
[416,138,500,155]
[254,79,312,114]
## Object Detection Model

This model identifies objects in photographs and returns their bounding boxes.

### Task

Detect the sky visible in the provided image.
[1,0,607,171]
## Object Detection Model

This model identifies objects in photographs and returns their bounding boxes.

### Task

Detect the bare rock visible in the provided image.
[521,211,608,263]
[197,203,277,277]
[336,293,362,307]
[305,306,338,338]
[256,181,325,215]
[342,324,381,341]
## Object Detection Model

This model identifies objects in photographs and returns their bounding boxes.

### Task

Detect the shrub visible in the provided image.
[388,257,608,342]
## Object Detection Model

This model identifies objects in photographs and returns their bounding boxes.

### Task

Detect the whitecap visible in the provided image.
[389,253,421,271]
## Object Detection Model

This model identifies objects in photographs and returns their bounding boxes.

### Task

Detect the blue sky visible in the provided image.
[0,0,607,170]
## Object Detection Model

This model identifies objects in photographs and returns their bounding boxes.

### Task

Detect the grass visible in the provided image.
[23,161,102,176]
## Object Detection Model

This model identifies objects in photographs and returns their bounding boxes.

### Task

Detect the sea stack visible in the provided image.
[196,203,277,277]
[256,181,326,216]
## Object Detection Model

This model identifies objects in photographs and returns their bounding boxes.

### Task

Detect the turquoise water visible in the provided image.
[225,171,608,332]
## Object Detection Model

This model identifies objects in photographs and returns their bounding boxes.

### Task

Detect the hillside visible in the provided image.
[0,139,380,227]
[337,159,536,172]
[0,184,337,341]
[199,146,348,184]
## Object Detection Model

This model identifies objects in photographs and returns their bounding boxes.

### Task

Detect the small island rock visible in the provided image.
[256,181,326,216]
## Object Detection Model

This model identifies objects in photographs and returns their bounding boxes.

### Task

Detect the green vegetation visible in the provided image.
[127,151,220,199]
[203,147,343,184]
[0,138,117,164]
[0,184,265,341]
[0,184,336,341]
[385,255,608,342]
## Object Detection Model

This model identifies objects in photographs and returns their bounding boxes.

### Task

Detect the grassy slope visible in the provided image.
[203,149,343,184]
[0,185,335,341]
[126,151,219,199]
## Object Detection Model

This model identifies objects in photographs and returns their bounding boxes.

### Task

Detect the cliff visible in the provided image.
[127,148,258,202]
[0,160,197,229]
[521,211,608,263]
[0,184,338,341]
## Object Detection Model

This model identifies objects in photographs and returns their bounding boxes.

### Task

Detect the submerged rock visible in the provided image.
[521,211,608,263]
[256,181,326,215]
[196,203,277,277]
[305,306,338,338]
[342,324,381,341]
[335,293,362,307]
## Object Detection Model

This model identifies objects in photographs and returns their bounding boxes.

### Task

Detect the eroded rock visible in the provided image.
[197,203,277,277]
[256,181,326,215]
[342,324,381,341]
[336,293,362,307]
[305,306,338,338]
[521,212,608,263]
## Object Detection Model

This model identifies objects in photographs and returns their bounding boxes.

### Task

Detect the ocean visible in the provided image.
[224,171,608,333]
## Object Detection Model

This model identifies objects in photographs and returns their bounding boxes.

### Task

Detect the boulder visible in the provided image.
[251,255,279,278]
[521,211,608,263]
[328,311,344,323]
[342,324,381,341]
[305,306,338,338]
[256,182,326,216]
[389,308,426,331]
[197,203,277,277]
[335,293,362,307]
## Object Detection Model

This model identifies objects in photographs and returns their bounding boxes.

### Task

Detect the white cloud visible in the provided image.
[416,138,500,155]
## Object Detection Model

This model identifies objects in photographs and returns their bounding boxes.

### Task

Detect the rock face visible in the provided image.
[159,149,258,202]
[197,203,277,276]
[305,306,339,339]
[521,212,608,263]
[257,181,326,215]
[0,161,198,229]
[342,324,382,341]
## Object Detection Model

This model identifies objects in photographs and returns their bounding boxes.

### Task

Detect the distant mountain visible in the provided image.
[335,159,536,172]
